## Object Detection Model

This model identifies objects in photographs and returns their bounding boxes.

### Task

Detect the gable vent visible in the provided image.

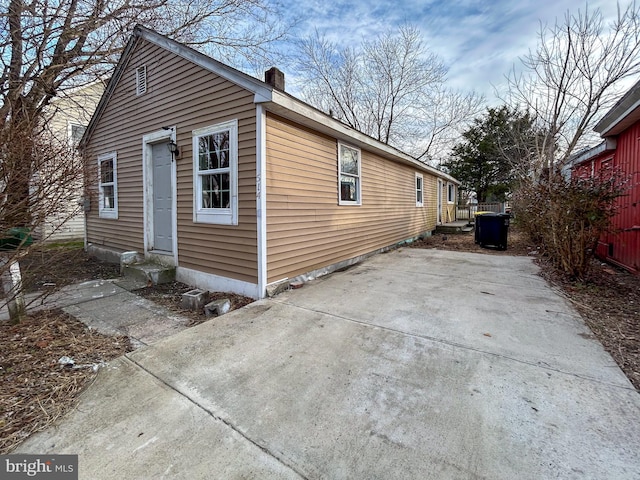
[136,65,147,95]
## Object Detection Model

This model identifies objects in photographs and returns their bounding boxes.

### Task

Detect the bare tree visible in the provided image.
[0,0,289,321]
[504,2,639,276]
[0,114,85,322]
[505,1,640,178]
[294,25,483,161]
[412,86,485,164]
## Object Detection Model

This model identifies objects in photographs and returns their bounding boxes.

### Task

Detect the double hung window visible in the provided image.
[338,142,361,205]
[98,152,118,219]
[193,120,238,225]
[416,173,424,207]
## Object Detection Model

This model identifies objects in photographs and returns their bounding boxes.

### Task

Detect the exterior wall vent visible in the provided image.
[136,65,147,95]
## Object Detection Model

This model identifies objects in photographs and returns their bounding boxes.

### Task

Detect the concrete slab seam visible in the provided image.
[358,263,553,291]
[273,300,636,392]
[61,306,150,349]
[125,355,310,480]
[57,289,131,309]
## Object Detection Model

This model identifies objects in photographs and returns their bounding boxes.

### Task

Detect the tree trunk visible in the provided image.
[0,255,26,324]
[2,110,35,229]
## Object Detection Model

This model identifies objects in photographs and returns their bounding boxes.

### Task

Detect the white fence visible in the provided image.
[456,203,505,220]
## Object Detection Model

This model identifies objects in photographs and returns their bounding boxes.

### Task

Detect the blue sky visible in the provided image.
[282,0,623,101]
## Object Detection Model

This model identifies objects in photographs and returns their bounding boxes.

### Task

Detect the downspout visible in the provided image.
[256,105,268,298]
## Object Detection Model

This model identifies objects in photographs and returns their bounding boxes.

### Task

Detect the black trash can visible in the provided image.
[475,213,510,250]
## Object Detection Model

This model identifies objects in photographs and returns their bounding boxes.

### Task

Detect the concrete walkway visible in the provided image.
[1,278,191,346]
[16,249,640,479]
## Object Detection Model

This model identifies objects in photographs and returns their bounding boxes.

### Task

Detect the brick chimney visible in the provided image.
[265,67,285,91]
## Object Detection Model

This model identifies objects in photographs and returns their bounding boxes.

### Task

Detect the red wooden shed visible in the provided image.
[569,81,640,274]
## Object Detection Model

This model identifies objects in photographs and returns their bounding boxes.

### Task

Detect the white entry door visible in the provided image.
[151,142,173,252]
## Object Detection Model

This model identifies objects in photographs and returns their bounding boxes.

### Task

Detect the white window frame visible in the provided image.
[192,120,238,225]
[98,152,118,219]
[338,142,362,206]
[415,173,424,207]
[447,182,455,204]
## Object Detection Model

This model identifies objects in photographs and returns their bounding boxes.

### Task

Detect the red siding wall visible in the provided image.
[575,124,640,274]
[604,123,640,273]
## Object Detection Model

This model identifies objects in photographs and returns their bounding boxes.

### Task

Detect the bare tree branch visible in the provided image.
[293,24,481,161]
[504,1,640,178]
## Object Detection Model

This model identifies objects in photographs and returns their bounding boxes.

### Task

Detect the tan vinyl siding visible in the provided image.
[266,114,437,283]
[38,82,103,242]
[86,40,258,283]
[40,210,84,242]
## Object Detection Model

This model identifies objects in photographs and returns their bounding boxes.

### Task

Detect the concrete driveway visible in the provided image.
[17,249,640,479]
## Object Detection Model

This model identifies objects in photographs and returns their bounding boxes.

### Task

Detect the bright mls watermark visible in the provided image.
[1,455,77,479]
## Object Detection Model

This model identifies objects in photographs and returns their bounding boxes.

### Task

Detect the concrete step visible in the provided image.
[122,262,175,285]
[435,223,474,234]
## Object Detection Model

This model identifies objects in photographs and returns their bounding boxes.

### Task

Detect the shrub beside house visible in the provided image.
[568,80,640,274]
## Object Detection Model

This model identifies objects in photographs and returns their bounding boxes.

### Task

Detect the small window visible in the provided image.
[193,120,238,225]
[136,65,147,95]
[338,142,361,205]
[447,183,455,204]
[69,124,86,145]
[98,152,118,219]
[598,158,614,181]
[415,173,424,207]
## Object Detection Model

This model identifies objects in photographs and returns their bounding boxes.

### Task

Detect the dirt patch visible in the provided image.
[2,243,121,298]
[0,309,132,454]
[410,226,640,391]
[410,225,537,256]
[133,281,255,326]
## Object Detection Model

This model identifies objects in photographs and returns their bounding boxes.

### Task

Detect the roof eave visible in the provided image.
[81,25,459,185]
[595,78,640,136]
[262,90,459,184]
[567,138,617,169]
[133,25,273,101]
[80,25,274,149]
[79,35,140,149]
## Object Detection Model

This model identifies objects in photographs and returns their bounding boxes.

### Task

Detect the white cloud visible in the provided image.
[281,0,628,101]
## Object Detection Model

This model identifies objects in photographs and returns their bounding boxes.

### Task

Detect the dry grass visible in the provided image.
[409,226,536,256]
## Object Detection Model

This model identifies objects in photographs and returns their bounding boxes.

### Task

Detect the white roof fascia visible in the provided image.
[264,90,459,184]
[597,99,640,136]
[594,78,640,136]
[79,36,140,149]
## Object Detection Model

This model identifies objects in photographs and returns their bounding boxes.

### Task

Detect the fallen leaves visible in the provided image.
[0,309,132,454]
